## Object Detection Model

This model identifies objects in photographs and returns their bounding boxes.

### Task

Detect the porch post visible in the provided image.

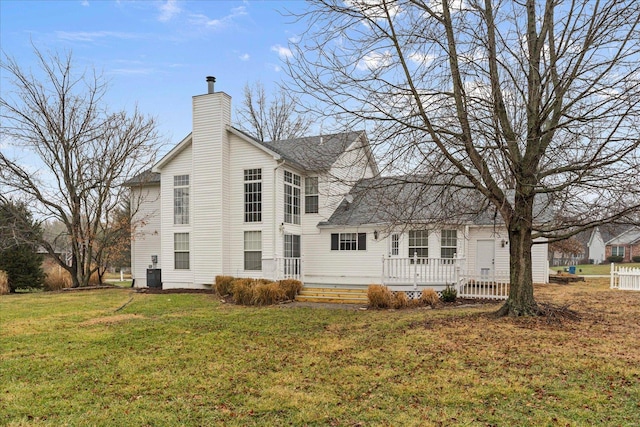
[413,252,418,291]
[381,255,385,286]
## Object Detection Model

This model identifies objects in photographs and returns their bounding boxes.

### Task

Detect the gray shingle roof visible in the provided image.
[122,169,161,186]
[259,130,365,172]
[606,226,640,245]
[321,176,552,227]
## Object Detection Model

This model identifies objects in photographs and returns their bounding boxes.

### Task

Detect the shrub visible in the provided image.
[633,256,640,263]
[607,255,624,263]
[392,291,409,309]
[42,261,72,291]
[440,284,457,303]
[253,281,285,306]
[367,284,392,309]
[231,279,255,305]
[0,270,9,295]
[278,279,303,300]
[420,288,439,307]
[215,275,235,296]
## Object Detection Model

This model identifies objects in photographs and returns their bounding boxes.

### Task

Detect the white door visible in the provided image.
[476,239,495,278]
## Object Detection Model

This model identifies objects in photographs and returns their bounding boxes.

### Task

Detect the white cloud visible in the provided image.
[80,0,89,6]
[188,5,247,30]
[158,0,181,22]
[239,53,250,61]
[357,51,393,71]
[408,52,436,66]
[271,44,292,59]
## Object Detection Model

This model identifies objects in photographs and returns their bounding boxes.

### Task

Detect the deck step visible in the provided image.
[296,287,368,304]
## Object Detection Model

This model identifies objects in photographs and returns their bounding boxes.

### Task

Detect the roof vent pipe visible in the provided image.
[206,76,216,94]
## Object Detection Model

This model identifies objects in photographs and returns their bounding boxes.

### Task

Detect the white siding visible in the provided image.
[227,133,279,278]
[323,136,376,218]
[303,226,468,287]
[467,226,548,284]
[130,185,161,287]
[159,143,195,288]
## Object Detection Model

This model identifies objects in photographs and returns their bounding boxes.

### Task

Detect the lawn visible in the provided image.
[551,262,640,275]
[1,280,639,426]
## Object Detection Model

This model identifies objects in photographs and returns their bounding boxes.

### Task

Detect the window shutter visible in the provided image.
[358,233,367,250]
[331,233,339,250]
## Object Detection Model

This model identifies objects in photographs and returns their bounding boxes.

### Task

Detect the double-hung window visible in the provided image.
[305,177,319,214]
[173,175,189,225]
[331,233,366,251]
[174,233,190,270]
[284,171,301,224]
[244,231,262,271]
[409,230,429,263]
[244,169,262,222]
[441,229,458,259]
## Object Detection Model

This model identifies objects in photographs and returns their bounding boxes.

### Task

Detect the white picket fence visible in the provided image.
[610,263,640,291]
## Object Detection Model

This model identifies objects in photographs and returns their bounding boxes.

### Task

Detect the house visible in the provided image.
[605,227,640,263]
[126,78,549,295]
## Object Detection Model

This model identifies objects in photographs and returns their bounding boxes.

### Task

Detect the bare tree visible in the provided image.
[235,81,313,141]
[0,48,160,288]
[285,0,640,315]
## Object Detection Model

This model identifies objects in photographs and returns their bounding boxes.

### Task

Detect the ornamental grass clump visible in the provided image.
[367,284,392,309]
[0,270,9,295]
[231,279,255,305]
[214,275,235,296]
[278,279,303,300]
[420,288,440,307]
[392,291,409,309]
[42,261,72,291]
[252,281,286,306]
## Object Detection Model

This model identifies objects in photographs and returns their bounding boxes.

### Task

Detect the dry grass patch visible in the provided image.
[79,313,145,326]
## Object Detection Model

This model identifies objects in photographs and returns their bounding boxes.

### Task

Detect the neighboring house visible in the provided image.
[587,227,607,264]
[605,227,640,263]
[126,79,549,292]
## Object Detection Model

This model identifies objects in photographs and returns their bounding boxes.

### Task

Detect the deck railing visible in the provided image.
[381,254,464,289]
[610,263,640,291]
[458,271,510,300]
[275,257,302,281]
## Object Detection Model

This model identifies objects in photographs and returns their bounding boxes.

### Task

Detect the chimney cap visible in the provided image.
[206,76,216,82]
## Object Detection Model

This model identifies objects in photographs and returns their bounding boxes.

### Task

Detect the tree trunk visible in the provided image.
[496,196,539,316]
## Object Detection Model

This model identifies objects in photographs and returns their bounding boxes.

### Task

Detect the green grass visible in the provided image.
[2,281,640,426]
[551,262,640,275]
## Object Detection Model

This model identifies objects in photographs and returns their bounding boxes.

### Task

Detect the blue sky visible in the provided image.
[1,0,309,154]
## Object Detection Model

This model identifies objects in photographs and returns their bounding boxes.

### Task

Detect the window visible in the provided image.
[611,246,625,257]
[391,233,400,256]
[174,233,190,270]
[441,229,458,259]
[331,233,366,251]
[244,231,262,271]
[173,175,189,225]
[244,169,262,222]
[284,234,301,258]
[284,171,301,224]
[305,177,319,214]
[409,230,429,258]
